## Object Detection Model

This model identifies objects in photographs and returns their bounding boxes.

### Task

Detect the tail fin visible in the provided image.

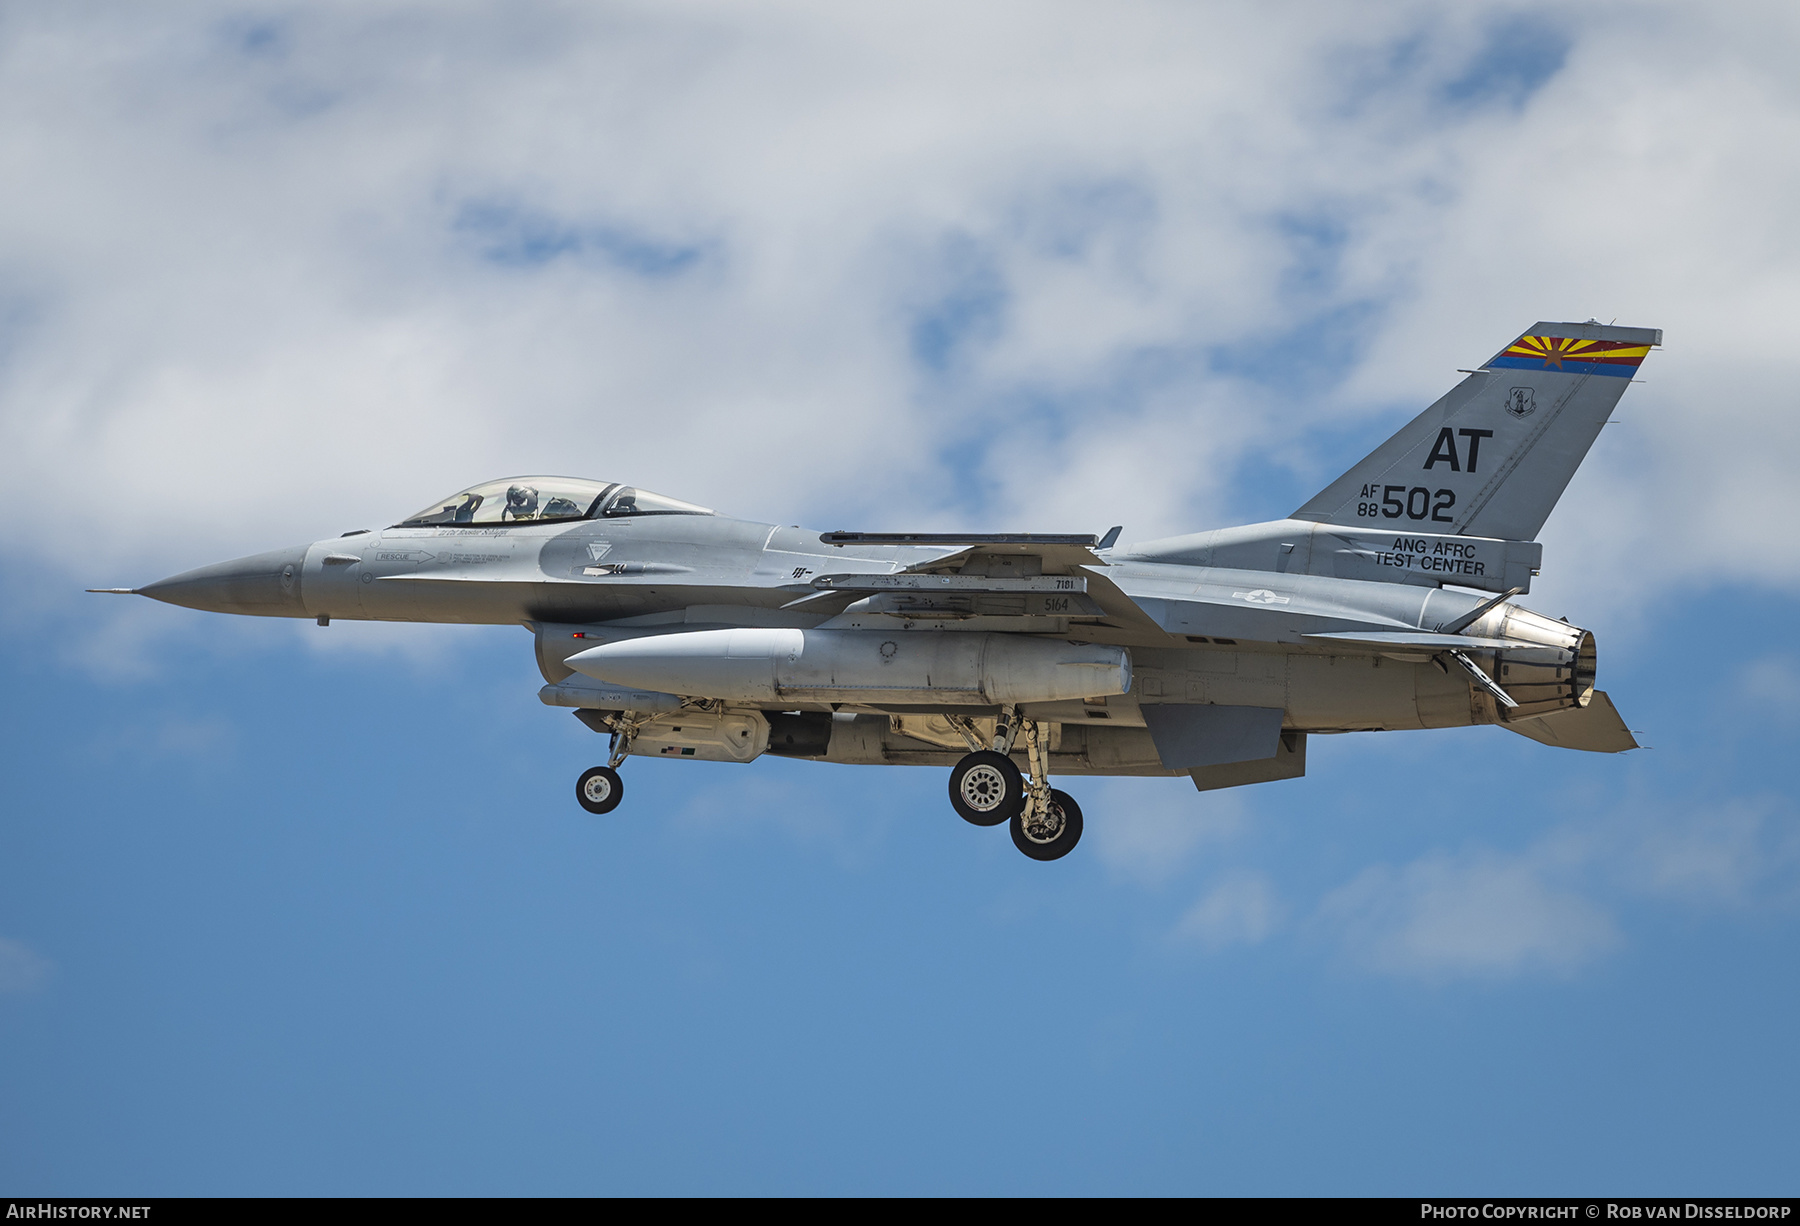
[1293,322,1660,542]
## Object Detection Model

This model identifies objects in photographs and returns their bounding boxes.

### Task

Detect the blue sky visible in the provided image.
[2,1,1798,1195]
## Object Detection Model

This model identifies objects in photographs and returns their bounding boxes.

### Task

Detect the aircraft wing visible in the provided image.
[819,532,1104,574]
[810,533,1164,632]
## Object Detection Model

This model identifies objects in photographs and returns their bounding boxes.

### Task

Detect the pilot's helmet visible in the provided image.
[506,485,540,517]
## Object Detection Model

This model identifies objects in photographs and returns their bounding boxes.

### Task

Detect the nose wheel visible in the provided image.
[576,765,624,814]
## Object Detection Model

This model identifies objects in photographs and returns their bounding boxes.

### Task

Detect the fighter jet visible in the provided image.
[98,321,1654,860]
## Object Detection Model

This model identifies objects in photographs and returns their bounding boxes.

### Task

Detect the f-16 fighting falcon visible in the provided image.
[99,322,1655,860]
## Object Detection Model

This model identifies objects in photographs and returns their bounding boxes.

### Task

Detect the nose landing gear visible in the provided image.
[575,718,640,816]
[576,765,624,814]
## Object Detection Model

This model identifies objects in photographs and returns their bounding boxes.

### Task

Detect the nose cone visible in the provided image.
[139,545,311,617]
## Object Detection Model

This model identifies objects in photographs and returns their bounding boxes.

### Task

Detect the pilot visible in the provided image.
[504,484,540,520]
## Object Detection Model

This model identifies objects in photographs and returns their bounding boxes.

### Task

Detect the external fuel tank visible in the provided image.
[566,627,1130,707]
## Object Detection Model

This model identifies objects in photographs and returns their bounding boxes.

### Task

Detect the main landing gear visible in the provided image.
[1013,788,1083,862]
[947,710,1083,861]
[949,751,1023,826]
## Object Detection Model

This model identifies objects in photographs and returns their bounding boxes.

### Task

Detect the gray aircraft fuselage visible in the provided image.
[117,321,1656,856]
[134,492,1606,775]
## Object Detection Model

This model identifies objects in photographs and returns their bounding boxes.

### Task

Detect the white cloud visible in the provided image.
[0,6,1773,555]
[1173,872,1282,950]
[667,764,895,866]
[0,937,50,994]
[1084,778,1249,884]
[1320,848,1619,979]
[1314,789,1800,979]
[0,1,1793,660]
[1736,655,1800,721]
[1615,795,1800,909]
[1343,5,1800,625]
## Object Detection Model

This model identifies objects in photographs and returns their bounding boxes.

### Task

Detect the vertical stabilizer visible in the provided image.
[1293,322,1659,542]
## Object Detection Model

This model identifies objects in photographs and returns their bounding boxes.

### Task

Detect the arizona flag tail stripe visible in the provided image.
[1489,334,1651,378]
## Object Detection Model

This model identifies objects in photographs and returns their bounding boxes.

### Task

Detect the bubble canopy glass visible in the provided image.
[395,478,713,527]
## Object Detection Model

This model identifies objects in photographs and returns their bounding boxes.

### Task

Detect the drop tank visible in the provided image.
[566,627,1131,707]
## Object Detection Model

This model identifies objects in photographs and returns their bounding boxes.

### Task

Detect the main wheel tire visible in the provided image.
[576,765,624,815]
[1011,788,1083,861]
[949,750,1025,827]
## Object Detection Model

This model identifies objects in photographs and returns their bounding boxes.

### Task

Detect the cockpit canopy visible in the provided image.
[395,477,713,527]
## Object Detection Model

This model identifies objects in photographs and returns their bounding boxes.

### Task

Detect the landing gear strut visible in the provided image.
[949,711,1084,860]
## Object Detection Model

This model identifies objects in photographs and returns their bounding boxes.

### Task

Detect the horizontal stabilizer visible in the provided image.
[1504,690,1638,753]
